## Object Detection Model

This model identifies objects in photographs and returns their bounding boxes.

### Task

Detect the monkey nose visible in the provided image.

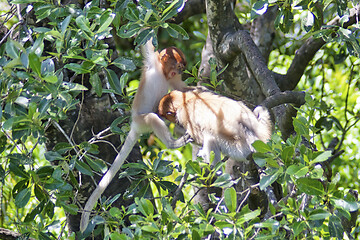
[178,65,185,74]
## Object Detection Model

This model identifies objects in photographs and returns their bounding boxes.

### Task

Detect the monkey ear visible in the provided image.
[160,53,169,63]
[170,71,176,77]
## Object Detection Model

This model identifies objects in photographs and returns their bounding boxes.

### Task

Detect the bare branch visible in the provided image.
[261,91,306,109]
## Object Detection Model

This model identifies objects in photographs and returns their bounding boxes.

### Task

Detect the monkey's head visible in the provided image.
[159,47,187,80]
[158,91,184,123]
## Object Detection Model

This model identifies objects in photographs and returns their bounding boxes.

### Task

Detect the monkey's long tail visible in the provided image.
[80,130,139,232]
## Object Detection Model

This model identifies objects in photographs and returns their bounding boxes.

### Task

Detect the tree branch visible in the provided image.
[173,0,205,24]
[218,30,280,98]
[275,7,360,91]
[0,228,35,240]
[261,91,306,109]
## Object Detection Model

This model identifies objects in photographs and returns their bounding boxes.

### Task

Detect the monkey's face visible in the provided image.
[160,47,187,79]
[158,94,178,123]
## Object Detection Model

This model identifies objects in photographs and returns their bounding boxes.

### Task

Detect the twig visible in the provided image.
[52,121,77,152]
[70,76,85,142]
[0,21,21,45]
[171,172,189,209]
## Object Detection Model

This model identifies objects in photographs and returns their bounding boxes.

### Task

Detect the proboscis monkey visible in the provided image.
[80,40,191,232]
[158,89,272,165]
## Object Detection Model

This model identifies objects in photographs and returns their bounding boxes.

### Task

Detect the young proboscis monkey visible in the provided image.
[158,89,272,165]
[80,40,191,232]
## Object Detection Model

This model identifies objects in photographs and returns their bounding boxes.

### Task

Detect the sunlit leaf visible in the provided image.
[224,187,237,212]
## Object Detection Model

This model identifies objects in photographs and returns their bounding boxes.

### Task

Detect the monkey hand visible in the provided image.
[168,132,193,148]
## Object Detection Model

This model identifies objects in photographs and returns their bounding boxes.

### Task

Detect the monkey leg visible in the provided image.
[197,135,220,165]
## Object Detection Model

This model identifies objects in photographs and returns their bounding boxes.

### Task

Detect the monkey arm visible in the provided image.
[141,112,192,148]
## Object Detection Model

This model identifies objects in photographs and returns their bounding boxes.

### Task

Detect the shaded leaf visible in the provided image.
[296,178,324,196]
[15,187,31,208]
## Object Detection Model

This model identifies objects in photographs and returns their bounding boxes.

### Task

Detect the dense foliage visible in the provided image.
[0,0,359,239]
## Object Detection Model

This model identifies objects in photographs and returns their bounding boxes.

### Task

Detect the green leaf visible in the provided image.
[161,0,183,22]
[224,187,237,212]
[260,168,283,190]
[45,201,55,219]
[110,232,127,240]
[76,15,92,34]
[86,157,107,173]
[112,57,136,71]
[328,215,343,239]
[119,73,129,93]
[293,116,309,136]
[109,207,122,218]
[309,151,331,165]
[106,68,123,95]
[11,0,44,3]
[135,198,154,216]
[75,160,93,176]
[122,162,149,171]
[293,221,306,237]
[6,41,20,59]
[118,23,142,38]
[89,73,103,97]
[141,224,159,232]
[302,10,314,32]
[61,15,71,34]
[34,184,47,201]
[64,63,91,74]
[308,208,330,220]
[98,10,115,33]
[29,52,42,77]
[296,178,324,196]
[43,74,58,83]
[41,58,55,75]
[168,23,189,40]
[24,201,45,222]
[212,173,234,188]
[9,161,29,178]
[251,0,268,20]
[253,152,267,167]
[241,209,261,222]
[124,3,139,21]
[286,165,308,178]
[60,202,79,215]
[62,82,88,91]
[185,160,201,175]
[331,198,359,212]
[281,146,295,165]
[15,187,31,208]
[252,140,271,153]
[110,116,128,134]
[135,28,155,46]
[44,151,64,162]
